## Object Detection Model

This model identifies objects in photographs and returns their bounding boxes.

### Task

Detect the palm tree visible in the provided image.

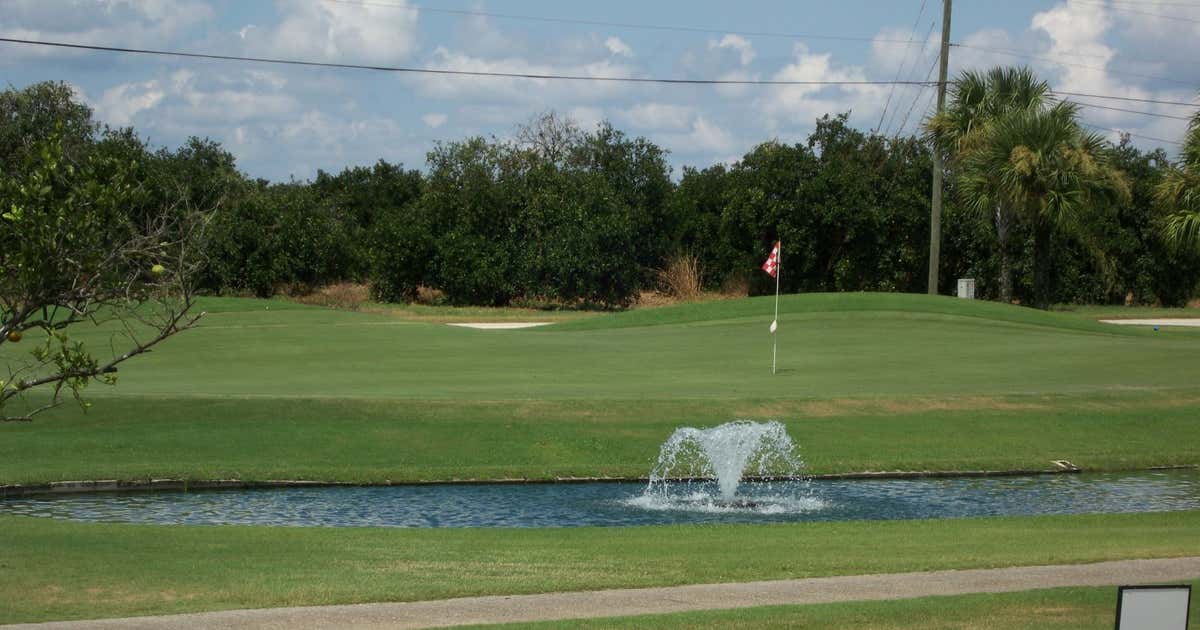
[1157,108,1200,250]
[957,102,1129,308]
[926,67,1052,303]
[927,66,1127,308]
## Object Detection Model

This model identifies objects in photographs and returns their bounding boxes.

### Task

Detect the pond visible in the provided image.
[2,470,1197,528]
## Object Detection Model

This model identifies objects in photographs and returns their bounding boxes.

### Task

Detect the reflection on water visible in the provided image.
[1,470,1197,528]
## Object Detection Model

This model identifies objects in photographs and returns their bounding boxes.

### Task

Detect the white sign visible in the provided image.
[1116,585,1191,630]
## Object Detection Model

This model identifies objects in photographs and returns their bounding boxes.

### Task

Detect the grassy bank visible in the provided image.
[465,581,1200,629]
[2,390,1198,484]
[3,510,1199,624]
[3,293,1199,484]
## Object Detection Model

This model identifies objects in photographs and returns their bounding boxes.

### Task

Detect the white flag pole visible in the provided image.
[772,241,780,375]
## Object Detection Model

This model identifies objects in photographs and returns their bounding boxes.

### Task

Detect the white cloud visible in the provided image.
[605,36,633,58]
[569,106,606,130]
[89,69,301,138]
[251,0,420,64]
[685,116,737,153]
[1027,0,1192,143]
[621,103,693,131]
[97,81,165,127]
[870,26,939,77]
[0,0,213,64]
[710,34,756,66]
[653,115,740,157]
[1032,0,1120,96]
[1104,0,1200,75]
[410,46,635,103]
[422,112,448,128]
[759,43,888,130]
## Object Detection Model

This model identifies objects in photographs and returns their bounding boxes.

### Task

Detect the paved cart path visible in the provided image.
[9,556,1200,629]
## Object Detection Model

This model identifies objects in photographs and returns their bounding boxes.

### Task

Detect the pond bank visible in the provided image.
[3,464,1196,498]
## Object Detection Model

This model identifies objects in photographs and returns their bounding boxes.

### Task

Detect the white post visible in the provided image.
[772,241,780,375]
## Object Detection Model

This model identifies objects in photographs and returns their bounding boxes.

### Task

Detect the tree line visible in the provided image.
[4,75,1199,312]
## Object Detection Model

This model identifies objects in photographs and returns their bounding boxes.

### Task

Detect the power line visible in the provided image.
[883,19,936,135]
[4,36,1195,115]
[951,43,1197,87]
[318,0,928,46]
[879,17,936,136]
[1070,101,1195,121]
[1049,90,1200,109]
[1102,0,1200,7]
[876,0,932,134]
[1082,122,1183,146]
[946,40,1197,69]
[1070,0,1200,24]
[0,37,937,87]
[895,49,942,137]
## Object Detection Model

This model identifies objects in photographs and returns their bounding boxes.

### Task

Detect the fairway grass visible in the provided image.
[3,511,1199,624]
[464,581,1200,630]
[3,292,1199,484]
[2,391,1198,484]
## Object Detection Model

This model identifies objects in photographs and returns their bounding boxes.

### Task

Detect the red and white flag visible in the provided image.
[762,241,780,278]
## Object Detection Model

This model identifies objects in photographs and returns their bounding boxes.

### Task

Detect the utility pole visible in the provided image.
[927,0,952,295]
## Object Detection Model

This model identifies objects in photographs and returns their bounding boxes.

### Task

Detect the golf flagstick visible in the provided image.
[772,242,780,374]
[762,241,781,375]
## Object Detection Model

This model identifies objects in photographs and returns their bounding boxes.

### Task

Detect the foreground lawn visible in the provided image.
[3,293,1199,484]
[467,582,1200,629]
[3,511,1199,624]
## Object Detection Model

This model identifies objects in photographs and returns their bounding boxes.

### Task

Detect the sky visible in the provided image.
[2,0,1198,181]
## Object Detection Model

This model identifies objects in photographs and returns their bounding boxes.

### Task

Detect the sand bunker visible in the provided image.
[446,322,553,330]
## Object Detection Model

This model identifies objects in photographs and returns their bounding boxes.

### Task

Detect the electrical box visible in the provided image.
[957,278,976,300]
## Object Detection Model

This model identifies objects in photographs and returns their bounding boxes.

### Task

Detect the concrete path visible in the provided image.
[1100,318,1200,327]
[9,557,1200,629]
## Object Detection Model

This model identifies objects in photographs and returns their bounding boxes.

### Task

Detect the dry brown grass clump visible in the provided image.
[293,282,371,310]
[719,272,750,298]
[656,254,704,301]
[414,285,446,305]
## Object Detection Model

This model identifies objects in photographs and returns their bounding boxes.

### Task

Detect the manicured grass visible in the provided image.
[3,511,1199,624]
[3,293,1199,483]
[1056,303,1200,320]
[24,293,1198,401]
[356,301,600,323]
[464,582,1200,629]
[2,391,1198,484]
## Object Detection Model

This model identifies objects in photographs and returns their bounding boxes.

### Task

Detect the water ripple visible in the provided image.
[1,470,1197,528]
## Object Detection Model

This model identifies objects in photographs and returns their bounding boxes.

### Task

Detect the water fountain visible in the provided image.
[632,420,819,512]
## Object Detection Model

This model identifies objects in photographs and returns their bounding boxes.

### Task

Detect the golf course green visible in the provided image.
[2,292,1199,626]
[2,292,1198,484]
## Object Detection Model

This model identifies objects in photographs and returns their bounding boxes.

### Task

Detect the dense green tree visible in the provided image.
[312,160,425,283]
[205,183,355,296]
[927,67,1054,303]
[419,138,524,306]
[957,102,1128,308]
[569,122,675,279]
[713,115,931,295]
[0,133,207,421]
[369,204,434,303]
[5,76,1195,313]
[1158,108,1200,251]
[671,164,731,288]
[929,67,1130,308]
[0,81,95,171]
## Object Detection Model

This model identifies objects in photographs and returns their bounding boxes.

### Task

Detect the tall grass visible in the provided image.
[657,254,704,301]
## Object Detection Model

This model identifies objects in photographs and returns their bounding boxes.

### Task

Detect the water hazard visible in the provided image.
[2,470,1198,528]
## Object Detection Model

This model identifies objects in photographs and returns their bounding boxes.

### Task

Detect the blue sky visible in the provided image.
[2,0,1197,181]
